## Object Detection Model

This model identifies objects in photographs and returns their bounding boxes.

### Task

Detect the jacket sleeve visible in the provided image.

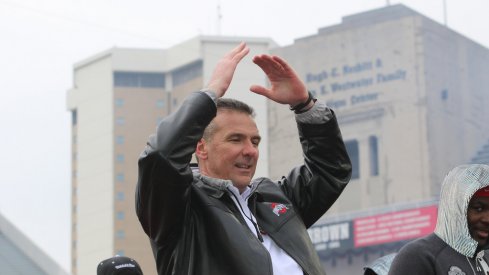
[388,242,436,275]
[279,109,352,228]
[135,92,216,244]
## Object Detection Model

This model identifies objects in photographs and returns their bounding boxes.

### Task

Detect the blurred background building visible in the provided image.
[66,4,489,275]
[66,36,276,275]
[0,212,68,275]
[271,4,489,274]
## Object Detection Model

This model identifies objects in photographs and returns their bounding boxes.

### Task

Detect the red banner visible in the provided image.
[353,205,437,247]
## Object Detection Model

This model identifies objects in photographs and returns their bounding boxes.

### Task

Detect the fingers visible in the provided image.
[232,42,250,62]
[253,55,276,73]
[206,42,249,97]
[226,42,249,64]
[249,85,270,97]
[271,56,293,73]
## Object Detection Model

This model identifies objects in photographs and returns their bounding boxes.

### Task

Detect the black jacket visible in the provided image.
[135,92,352,275]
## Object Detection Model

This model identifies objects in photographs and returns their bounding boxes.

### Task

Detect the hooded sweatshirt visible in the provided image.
[389,164,489,275]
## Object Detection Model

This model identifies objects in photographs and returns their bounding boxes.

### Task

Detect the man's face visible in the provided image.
[467,196,489,248]
[197,109,260,192]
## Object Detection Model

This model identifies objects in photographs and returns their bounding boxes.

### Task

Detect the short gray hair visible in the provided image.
[202,98,255,141]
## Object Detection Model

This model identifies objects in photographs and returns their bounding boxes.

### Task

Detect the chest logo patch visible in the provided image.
[447,266,465,275]
[271,203,288,216]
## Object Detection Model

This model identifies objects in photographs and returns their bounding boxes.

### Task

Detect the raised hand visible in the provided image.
[206,42,250,98]
[250,55,308,107]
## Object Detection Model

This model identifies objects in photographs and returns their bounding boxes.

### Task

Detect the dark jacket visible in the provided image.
[135,92,352,275]
[389,164,489,275]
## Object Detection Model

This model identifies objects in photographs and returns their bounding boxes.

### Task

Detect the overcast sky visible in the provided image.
[0,0,488,271]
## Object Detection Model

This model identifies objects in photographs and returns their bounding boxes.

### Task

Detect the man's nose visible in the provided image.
[481,212,489,224]
[242,141,258,157]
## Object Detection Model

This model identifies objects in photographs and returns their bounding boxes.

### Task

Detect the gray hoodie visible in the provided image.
[389,164,489,275]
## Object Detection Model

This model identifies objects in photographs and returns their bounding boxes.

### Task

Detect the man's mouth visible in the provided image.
[235,163,252,169]
[475,229,489,239]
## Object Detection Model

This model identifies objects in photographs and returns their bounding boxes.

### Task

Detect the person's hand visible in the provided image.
[250,55,309,107]
[206,42,250,98]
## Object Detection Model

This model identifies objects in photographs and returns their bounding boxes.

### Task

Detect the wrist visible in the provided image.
[289,92,316,114]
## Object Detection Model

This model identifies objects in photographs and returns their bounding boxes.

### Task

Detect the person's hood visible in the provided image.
[434,164,489,257]
[363,253,396,275]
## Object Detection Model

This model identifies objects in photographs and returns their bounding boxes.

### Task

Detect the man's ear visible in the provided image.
[195,139,208,160]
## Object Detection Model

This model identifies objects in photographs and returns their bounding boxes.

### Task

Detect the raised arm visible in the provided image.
[135,43,249,243]
[250,54,312,110]
[251,54,351,227]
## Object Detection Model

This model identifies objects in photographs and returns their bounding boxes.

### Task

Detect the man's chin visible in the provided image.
[232,177,253,188]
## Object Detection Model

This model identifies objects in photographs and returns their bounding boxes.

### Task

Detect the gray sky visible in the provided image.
[0,0,488,271]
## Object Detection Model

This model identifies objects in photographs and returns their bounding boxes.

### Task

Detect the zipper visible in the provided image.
[228,190,264,242]
[223,194,273,274]
[467,253,489,275]
[263,230,310,275]
[476,251,489,274]
[246,182,310,275]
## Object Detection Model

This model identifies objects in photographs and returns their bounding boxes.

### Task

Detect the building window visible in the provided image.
[116,211,125,220]
[441,89,448,101]
[156,99,165,108]
[116,192,125,201]
[116,230,125,239]
[369,136,379,176]
[72,110,77,126]
[116,154,125,163]
[115,136,125,145]
[345,139,359,179]
[320,86,327,95]
[115,98,125,107]
[171,60,203,87]
[115,117,125,125]
[114,71,165,88]
[116,173,125,182]
[116,250,125,256]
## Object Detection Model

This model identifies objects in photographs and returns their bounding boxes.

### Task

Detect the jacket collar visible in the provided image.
[191,164,263,198]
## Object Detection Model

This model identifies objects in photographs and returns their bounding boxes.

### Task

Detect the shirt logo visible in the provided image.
[447,266,465,275]
[271,203,288,216]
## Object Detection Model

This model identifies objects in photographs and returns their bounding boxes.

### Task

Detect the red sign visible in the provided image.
[353,205,437,247]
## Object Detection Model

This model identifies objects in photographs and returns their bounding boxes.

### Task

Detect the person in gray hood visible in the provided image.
[389,164,489,274]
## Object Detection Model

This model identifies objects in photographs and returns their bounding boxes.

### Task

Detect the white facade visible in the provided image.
[68,36,277,275]
[292,7,489,274]
[269,4,489,216]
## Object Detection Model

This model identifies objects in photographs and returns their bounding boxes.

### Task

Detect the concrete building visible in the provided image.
[67,4,489,275]
[268,4,489,274]
[0,212,68,275]
[66,36,277,275]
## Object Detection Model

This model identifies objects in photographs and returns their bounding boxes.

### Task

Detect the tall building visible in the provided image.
[269,4,489,274]
[0,212,68,275]
[66,36,276,275]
